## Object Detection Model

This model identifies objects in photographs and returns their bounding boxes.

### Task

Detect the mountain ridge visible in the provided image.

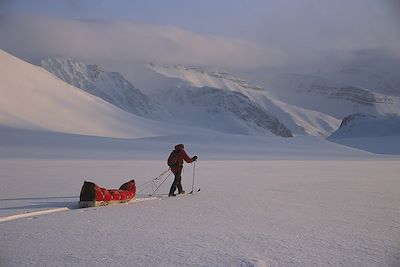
[42,58,295,137]
[256,72,400,119]
[41,58,169,120]
[0,50,175,138]
[147,63,341,137]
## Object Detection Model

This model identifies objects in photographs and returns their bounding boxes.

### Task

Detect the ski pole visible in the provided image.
[190,161,196,194]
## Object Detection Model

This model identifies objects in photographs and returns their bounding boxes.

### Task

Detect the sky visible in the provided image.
[0,0,399,72]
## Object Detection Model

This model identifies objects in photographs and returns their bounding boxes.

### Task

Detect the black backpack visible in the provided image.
[167,150,180,168]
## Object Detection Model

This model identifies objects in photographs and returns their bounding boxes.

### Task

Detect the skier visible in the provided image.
[168,144,198,197]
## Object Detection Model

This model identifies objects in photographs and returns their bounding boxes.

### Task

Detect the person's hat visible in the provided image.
[175,144,184,150]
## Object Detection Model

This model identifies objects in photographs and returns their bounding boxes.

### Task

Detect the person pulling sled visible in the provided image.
[167,144,197,197]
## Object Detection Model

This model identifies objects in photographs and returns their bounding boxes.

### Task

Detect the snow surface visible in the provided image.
[329,136,400,155]
[0,126,375,160]
[1,158,400,266]
[1,123,400,266]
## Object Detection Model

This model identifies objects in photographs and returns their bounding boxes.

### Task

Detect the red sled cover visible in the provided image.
[79,179,136,208]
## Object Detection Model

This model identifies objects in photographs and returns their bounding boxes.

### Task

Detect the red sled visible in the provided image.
[79,179,136,208]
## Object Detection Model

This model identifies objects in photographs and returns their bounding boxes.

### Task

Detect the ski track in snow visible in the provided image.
[0,207,71,223]
[0,194,188,223]
[1,159,400,266]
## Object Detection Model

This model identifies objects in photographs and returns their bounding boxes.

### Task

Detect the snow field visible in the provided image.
[1,159,399,266]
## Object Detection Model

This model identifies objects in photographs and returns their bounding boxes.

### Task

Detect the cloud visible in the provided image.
[1,3,399,74]
[0,15,287,69]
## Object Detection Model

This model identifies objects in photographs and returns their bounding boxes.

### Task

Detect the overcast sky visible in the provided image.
[0,0,399,71]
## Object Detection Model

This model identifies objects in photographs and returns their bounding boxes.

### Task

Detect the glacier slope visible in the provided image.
[0,50,176,139]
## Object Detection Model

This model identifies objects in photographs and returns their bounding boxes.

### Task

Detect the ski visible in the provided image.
[147,189,200,199]
[189,188,201,194]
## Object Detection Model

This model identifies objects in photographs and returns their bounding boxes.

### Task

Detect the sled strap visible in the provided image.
[150,172,173,196]
[137,168,171,194]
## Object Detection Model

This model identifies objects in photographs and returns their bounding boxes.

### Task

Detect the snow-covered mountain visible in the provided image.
[147,63,340,137]
[327,113,400,154]
[41,58,168,120]
[329,113,400,138]
[148,63,264,92]
[259,73,400,120]
[41,60,294,137]
[153,85,293,137]
[0,50,174,138]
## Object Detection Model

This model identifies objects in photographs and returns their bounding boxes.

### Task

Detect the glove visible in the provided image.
[192,155,198,161]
